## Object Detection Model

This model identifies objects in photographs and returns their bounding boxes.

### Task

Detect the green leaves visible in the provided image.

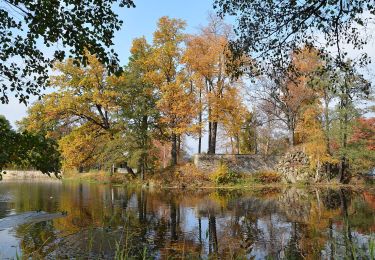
[0,115,61,177]
[0,0,135,104]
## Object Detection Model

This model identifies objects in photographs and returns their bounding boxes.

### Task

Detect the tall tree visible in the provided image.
[156,74,198,165]
[183,15,236,154]
[147,16,196,165]
[117,37,159,178]
[331,63,371,182]
[0,0,135,104]
[296,104,335,181]
[255,47,322,146]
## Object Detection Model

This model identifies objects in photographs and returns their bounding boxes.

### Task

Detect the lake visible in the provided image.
[0,181,374,259]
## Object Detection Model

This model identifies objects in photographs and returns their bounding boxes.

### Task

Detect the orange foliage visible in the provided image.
[350,117,375,151]
[284,47,322,117]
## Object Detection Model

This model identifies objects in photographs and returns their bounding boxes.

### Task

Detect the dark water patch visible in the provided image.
[0,181,374,259]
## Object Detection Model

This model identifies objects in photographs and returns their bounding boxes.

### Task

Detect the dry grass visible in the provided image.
[148,163,211,188]
[62,170,135,184]
[254,171,282,184]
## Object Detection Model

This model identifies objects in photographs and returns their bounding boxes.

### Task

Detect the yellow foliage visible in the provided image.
[218,86,249,139]
[144,16,200,144]
[156,75,199,135]
[58,125,110,169]
[209,163,240,184]
[297,105,336,170]
[25,51,122,169]
[183,17,248,146]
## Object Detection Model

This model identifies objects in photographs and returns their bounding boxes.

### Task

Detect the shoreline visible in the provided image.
[60,172,374,191]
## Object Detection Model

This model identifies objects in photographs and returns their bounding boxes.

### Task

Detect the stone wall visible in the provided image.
[276,150,312,183]
[193,154,279,174]
[1,170,60,180]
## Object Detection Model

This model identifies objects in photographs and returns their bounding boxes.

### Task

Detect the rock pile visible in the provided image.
[276,150,314,183]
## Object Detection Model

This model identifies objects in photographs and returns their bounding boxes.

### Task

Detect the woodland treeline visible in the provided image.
[1,15,374,182]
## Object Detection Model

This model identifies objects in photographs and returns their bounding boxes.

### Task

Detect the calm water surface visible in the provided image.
[0,181,374,259]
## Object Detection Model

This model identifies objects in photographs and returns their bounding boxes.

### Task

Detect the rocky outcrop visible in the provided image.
[276,150,315,183]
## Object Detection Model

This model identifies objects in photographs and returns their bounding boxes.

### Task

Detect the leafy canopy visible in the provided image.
[213,0,374,75]
[0,0,135,104]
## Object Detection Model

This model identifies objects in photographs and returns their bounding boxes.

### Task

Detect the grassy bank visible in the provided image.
[61,163,374,189]
[62,170,143,187]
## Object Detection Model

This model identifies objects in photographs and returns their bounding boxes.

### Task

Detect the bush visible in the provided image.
[210,163,240,185]
[254,171,281,184]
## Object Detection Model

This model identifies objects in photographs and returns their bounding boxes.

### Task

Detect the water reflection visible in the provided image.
[0,181,374,259]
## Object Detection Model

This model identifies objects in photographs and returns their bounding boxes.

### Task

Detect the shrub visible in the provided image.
[254,171,281,184]
[210,163,240,185]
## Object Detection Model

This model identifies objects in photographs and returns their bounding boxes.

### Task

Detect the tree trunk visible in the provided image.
[208,121,212,153]
[171,133,177,166]
[198,217,202,244]
[138,160,145,181]
[324,92,331,155]
[287,113,295,147]
[323,91,333,178]
[236,134,240,155]
[111,164,115,176]
[198,88,202,154]
[208,121,218,154]
[177,134,181,162]
[339,92,349,183]
[288,126,295,147]
[253,126,258,154]
[123,162,136,178]
[198,133,202,154]
[140,115,148,180]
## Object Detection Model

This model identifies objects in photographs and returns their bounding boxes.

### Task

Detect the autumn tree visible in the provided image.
[351,118,375,152]
[296,104,336,181]
[147,16,197,165]
[255,47,322,146]
[183,15,238,154]
[182,64,206,154]
[156,74,198,165]
[346,117,375,174]
[116,37,160,178]
[17,99,72,140]
[309,70,335,158]
[20,52,122,170]
[219,86,249,154]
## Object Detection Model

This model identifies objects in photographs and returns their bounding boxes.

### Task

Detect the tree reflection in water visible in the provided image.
[0,182,373,259]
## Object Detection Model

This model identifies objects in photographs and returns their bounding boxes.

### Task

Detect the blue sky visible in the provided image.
[0,0,216,128]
